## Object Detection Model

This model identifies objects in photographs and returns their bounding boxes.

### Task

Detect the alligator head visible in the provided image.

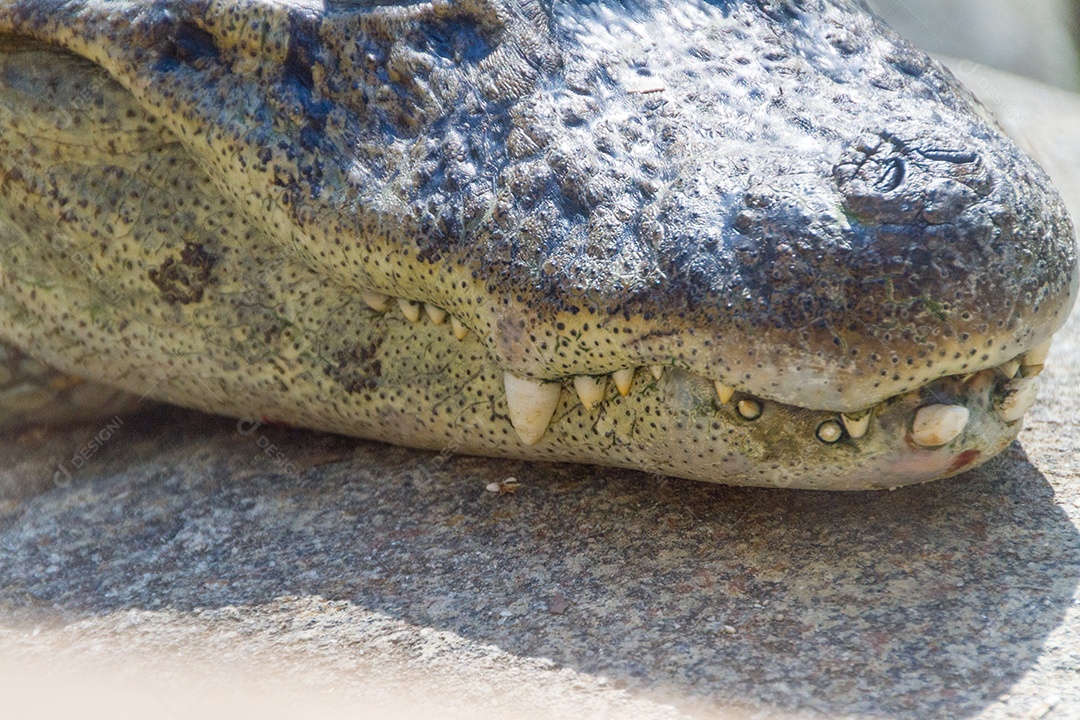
[0,0,1075,489]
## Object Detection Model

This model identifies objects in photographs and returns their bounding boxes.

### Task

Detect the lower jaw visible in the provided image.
[446,366,1023,491]
[344,293,1041,489]
[299,319,1032,490]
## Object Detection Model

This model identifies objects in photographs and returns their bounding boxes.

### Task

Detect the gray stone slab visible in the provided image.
[1,62,1080,720]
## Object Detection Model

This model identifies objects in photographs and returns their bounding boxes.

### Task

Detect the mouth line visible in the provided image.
[360,288,1051,449]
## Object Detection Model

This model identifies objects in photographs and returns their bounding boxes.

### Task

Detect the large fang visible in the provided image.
[996,376,1041,422]
[613,368,635,396]
[573,376,607,409]
[650,365,664,381]
[451,316,469,340]
[911,404,969,447]
[503,373,562,446]
[425,304,448,325]
[361,291,392,312]
[397,298,422,323]
[840,411,871,439]
[714,381,735,405]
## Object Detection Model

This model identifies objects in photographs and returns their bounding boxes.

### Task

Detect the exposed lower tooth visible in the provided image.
[573,375,607,409]
[650,365,664,381]
[1023,338,1052,367]
[397,298,422,322]
[996,376,1040,422]
[999,358,1022,379]
[911,404,969,447]
[451,316,469,340]
[361,291,392,312]
[425,304,448,325]
[503,372,562,445]
[737,398,762,420]
[612,368,635,396]
[840,411,871,439]
[817,420,843,443]
[714,381,735,405]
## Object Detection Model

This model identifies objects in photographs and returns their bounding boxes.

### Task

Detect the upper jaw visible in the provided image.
[461,115,1078,416]
[410,1,1080,414]
[28,0,1071,415]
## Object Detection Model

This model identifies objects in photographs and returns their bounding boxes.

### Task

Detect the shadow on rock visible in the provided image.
[0,406,1076,718]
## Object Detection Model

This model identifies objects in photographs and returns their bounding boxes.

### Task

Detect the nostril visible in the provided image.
[833,134,918,223]
[916,147,993,196]
[917,148,979,164]
[833,129,995,225]
[874,157,905,192]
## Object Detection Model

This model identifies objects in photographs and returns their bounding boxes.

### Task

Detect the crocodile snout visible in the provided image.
[0,0,1076,489]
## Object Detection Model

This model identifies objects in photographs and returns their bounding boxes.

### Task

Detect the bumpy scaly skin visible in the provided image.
[0,0,1075,488]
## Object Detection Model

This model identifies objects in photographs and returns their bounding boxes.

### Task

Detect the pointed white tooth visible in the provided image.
[911,404,969,447]
[397,298,422,323]
[451,316,470,340]
[840,411,871,439]
[1023,338,1052,368]
[999,358,1022,379]
[996,376,1040,422]
[503,372,562,446]
[612,368,635,396]
[425,304,448,325]
[573,375,607,409]
[649,365,664,381]
[816,420,843,444]
[714,381,735,405]
[361,291,392,312]
[737,398,762,420]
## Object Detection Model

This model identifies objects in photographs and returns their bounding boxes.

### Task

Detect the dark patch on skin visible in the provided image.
[157,20,221,72]
[326,337,385,393]
[148,242,217,305]
[278,15,333,178]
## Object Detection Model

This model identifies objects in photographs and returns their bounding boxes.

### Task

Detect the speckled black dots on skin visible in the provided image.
[0,0,1075,489]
